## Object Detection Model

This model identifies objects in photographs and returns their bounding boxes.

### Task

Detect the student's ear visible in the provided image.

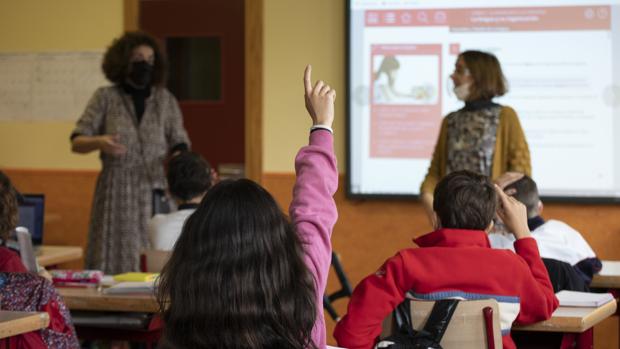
[484,220,494,234]
[537,200,543,215]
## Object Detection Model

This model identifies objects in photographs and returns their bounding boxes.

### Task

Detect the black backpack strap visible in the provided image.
[378,299,460,349]
[421,299,460,343]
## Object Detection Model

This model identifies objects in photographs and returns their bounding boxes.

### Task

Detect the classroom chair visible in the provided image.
[140,249,172,273]
[323,251,353,321]
[381,299,502,349]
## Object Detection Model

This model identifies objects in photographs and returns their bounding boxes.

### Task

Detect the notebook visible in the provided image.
[102,281,155,295]
[556,290,615,307]
[113,272,158,282]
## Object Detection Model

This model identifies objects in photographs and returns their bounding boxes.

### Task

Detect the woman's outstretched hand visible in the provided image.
[304,65,336,128]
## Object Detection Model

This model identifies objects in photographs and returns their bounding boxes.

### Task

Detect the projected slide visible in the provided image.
[348,0,620,199]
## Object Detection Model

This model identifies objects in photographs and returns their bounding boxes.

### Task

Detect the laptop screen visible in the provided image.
[17,194,44,245]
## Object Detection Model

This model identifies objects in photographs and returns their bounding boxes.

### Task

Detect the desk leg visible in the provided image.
[560,328,594,349]
[577,328,594,349]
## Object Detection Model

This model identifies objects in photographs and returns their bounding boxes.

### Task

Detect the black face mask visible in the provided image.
[128,60,154,88]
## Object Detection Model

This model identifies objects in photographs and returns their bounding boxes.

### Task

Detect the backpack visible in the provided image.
[376,299,460,349]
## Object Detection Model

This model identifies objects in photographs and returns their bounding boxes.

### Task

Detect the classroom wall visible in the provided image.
[0,0,618,347]
[0,0,124,170]
[262,1,620,347]
[263,0,345,172]
[0,0,124,267]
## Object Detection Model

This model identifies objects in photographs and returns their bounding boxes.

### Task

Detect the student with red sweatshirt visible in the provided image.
[334,170,558,349]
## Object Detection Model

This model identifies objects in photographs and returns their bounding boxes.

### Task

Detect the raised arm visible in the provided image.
[289,65,338,295]
[494,185,558,323]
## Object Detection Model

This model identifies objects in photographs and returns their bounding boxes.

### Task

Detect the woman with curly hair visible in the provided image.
[71,31,190,273]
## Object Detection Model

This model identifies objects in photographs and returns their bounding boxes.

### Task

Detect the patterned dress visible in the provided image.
[72,86,190,273]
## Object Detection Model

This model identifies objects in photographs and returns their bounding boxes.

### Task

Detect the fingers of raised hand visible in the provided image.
[494,184,509,203]
[304,65,313,95]
[327,89,336,101]
[319,83,332,96]
[313,80,324,96]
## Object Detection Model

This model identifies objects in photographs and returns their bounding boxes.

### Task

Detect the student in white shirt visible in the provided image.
[490,174,602,285]
[148,152,214,250]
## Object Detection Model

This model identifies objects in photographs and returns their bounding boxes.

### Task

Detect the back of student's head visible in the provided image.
[504,175,540,219]
[433,170,496,230]
[167,151,212,201]
[157,178,317,349]
[0,171,18,242]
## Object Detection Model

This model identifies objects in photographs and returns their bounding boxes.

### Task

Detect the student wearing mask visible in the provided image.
[420,50,531,227]
[71,31,190,273]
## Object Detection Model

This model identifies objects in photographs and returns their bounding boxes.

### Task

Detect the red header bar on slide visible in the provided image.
[365,6,611,31]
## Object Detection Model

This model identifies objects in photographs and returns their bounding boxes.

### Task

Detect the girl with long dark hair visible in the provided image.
[157,65,338,348]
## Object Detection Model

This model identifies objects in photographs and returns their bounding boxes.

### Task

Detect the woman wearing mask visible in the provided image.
[420,50,531,226]
[71,31,190,273]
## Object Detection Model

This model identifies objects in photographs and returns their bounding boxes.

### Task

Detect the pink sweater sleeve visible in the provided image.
[290,130,338,297]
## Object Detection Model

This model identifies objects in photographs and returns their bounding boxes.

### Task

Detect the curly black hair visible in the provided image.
[102,31,167,86]
[0,171,18,242]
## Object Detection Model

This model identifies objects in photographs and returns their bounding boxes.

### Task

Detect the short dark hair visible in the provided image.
[433,170,497,230]
[102,31,167,86]
[167,152,213,201]
[504,175,539,219]
[0,171,18,242]
[460,50,507,100]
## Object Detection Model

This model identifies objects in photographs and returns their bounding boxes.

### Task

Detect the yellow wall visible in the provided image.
[0,0,340,172]
[264,0,345,172]
[0,0,124,170]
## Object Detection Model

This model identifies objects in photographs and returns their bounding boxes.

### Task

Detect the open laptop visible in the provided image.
[17,194,45,246]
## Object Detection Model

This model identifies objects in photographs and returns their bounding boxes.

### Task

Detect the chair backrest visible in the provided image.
[141,250,172,272]
[381,299,503,349]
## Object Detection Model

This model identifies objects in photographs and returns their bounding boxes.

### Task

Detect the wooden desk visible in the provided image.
[514,300,617,333]
[591,260,620,349]
[0,311,49,339]
[592,260,620,289]
[36,245,83,267]
[513,300,617,349]
[57,287,162,344]
[57,287,159,313]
